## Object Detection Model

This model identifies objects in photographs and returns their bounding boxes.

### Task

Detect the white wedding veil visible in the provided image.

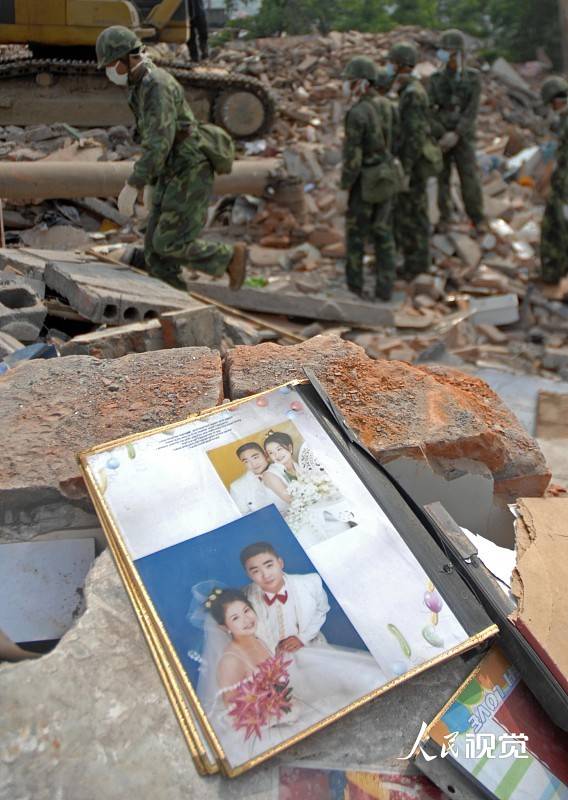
[186,580,231,716]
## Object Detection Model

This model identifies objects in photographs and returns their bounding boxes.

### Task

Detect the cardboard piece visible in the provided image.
[511,498,568,692]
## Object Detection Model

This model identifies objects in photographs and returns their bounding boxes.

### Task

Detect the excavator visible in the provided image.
[0,0,274,138]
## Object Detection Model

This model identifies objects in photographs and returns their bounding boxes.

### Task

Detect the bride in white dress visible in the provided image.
[261,431,357,547]
[193,586,386,768]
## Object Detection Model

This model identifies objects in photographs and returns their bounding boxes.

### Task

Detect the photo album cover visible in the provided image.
[79,380,497,777]
[423,646,568,800]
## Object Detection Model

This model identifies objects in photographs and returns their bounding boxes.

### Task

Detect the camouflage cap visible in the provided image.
[342,56,376,82]
[541,76,568,105]
[96,26,142,69]
[440,29,466,51]
[388,42,418,68]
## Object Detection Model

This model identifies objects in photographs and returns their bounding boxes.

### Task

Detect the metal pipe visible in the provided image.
[0,158,283,201]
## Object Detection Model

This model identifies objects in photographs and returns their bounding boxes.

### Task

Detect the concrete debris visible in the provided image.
[0,330,23,357]
[0,348,223,546]
[468,293,520,326]
[184,279,395,327]
[0,538,95,643]
[0,29,567,796]
[44,260,193,324]
[224,335,550,504]
[0,548,481,799]
[0,281,46,341]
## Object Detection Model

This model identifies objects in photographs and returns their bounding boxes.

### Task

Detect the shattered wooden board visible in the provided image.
[45,260,192,324]
[184,280,395,327]
[511,497,568,692]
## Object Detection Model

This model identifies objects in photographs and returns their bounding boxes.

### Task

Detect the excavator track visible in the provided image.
[0,55,275,139]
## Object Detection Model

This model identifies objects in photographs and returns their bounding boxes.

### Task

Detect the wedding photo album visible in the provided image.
[79,379,498,777]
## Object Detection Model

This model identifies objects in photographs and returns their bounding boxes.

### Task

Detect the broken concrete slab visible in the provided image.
[184,281,395,327]
[0,283,46,342]
[449,232,482,268]
[60,320,164,358]
[44,261,192,325]
[468,294,519,326]
[0,247,92,280]
[224,335,550,503]
[20,224,91,251]
[60,304,223,358]
[73,197,129,228]
[491,57,537,99]
[0,348,223,544]
[223,316,278,346]
[0,330,23,358]
[249,245,290,269]
[0,549,484,800]
[159,306,223,350]
[0,538,95,643]
[0,268,45,299]
[542,346,568,372]
[385,457,515,547]
[431,234,455,257]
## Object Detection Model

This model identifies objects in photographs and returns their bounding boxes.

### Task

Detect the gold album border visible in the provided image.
[422,652,489,743]
[78,381,499,779]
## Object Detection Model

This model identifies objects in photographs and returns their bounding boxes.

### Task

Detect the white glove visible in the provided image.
[563,204,568,222]
[143,184,153,209]
[439,131,459,152]
[118,183,138,217]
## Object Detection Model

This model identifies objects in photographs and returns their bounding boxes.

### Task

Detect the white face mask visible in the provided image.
[105,64,128,86]
[342,80,352,98]
[130,53,151,74]
[353,78,370,97]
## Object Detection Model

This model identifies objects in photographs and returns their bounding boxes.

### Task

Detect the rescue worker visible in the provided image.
[340,56,397,301]
[387,42,431,278]
[188,0,209,63]
[540,76,568,284]
[428,29,484,232]
[96,26,246,291]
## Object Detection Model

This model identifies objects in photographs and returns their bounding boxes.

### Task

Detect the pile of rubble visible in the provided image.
[1,29,568,799]
[3,27,565,383]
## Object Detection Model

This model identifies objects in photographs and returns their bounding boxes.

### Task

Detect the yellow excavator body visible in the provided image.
[0,0,186,46]
[0,0,274,139]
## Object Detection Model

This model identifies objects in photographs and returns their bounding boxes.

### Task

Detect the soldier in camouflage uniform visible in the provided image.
[96,26,246,291]
[540,76,568,284]
[373,67,398,152]
[388,42,431,278]
[340,56,397,301]
[428,29,484,231]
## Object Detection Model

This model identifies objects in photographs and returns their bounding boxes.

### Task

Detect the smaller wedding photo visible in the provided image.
[206,420,358,549]
[134,505,387,771]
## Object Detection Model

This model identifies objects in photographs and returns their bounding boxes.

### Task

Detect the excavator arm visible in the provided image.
[144,0,185,30]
